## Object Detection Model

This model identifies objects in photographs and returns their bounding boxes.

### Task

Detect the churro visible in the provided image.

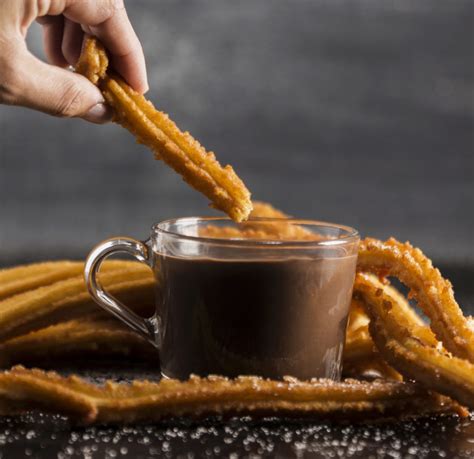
[343,300,401,380]
[358,238,474,363]
[76,37,252,222]
[0,261,84,300]
[0,318,155,368]
[0,208,472,421]
[0,262,154,342]
[354,273,474,409]
[0,366,456,423]
[199,201,320,240]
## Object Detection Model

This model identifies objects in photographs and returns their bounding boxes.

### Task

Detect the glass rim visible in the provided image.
[152,217,359,248]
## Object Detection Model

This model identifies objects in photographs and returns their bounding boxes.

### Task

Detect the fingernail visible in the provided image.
[82,103,112,124]
[142,77,149,94]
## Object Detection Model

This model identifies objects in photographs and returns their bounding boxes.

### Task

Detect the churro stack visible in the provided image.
[0,260,155,366]
[0,203,473,423]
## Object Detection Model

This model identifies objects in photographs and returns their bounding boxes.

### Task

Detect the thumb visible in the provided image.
[2,47,111,123]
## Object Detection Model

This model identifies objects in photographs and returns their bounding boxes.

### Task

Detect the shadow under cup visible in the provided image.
[85,218,359,381]
[152,218,359,381]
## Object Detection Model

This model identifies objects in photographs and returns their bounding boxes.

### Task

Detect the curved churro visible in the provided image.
[358,238,474,363]
[354,273,474,409]
[76,36,252,222]
[343,303,401,380]
[0,366,456,423]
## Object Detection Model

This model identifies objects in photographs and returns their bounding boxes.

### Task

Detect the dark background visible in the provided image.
[1,1,473,265]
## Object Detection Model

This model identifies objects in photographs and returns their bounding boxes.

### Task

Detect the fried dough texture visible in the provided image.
[0,261,154,342]
[354,273,474,409]
[358,238,474,363]
[0,366,456,424]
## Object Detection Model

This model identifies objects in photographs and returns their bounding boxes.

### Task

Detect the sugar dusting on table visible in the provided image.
[0,412,472,458]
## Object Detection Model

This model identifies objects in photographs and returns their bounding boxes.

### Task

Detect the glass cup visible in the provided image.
[84,217,359,380]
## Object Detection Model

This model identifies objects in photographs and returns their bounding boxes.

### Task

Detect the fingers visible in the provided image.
[37,15,68,67]
[63,0,148,93]
[62,19,84,65]
[1,0,146,123]
[39,17,84,67]
[0,41,112,123]
[89,9,148,94]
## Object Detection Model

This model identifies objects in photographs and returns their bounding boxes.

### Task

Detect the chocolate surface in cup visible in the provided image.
[155,253,357,380]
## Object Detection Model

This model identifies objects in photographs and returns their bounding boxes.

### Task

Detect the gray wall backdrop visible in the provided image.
[0,0,473,265]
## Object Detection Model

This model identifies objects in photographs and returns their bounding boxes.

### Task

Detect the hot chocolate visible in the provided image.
[155,254,357,380]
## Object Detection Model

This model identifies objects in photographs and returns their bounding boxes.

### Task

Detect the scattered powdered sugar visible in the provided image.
[0,411,472,458]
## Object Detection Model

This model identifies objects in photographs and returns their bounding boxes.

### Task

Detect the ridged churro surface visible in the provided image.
[354,273,474,409]
[358,238,474,362]
[0,366,455,424]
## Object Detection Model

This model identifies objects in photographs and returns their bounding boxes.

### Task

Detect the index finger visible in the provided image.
[63,0,148,93]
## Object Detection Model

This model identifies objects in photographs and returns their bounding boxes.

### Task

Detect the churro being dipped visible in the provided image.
[76,37,252,222]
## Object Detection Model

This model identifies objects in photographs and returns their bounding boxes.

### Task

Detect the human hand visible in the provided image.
[0,0,148,123]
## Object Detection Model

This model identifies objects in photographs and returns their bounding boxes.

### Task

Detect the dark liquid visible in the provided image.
[155,255,357,380]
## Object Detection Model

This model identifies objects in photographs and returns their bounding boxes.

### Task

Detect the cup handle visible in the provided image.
[84,237,158,348]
